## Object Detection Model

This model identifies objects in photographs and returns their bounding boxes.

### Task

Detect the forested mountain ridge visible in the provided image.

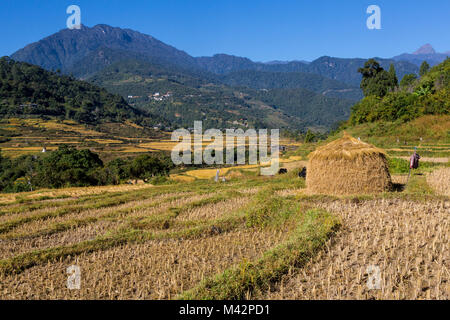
[303,56,419,87]
[219,70,363,101]
[11,24,198,76]
[90,59,355,130]
[9,24,438,132]
[242,87,354,128]
[11,24,419,87]
[0,55,357,131]
[198,54,419,87]
[0,57,163,125]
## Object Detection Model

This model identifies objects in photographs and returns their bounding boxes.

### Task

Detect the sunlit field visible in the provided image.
[0,118,302,160]
[0,153,448,299]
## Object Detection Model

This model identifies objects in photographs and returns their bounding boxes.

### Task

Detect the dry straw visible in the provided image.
[306,132,392,195]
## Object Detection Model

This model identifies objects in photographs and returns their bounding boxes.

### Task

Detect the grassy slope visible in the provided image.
[340,115,450,148]
[288,115,450,160]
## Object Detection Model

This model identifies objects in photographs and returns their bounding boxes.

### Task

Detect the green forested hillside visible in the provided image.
[195,54,419,87]
[219,70,363,101]
[89,59,209,97]
[89,59,294,129]
[0,57,160,125]
[350,58,449,125]
[243,87,354,128]
[90,59,356,130]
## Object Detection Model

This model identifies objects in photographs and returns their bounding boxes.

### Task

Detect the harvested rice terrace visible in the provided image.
[0,167,448,300]
[0,118,302,161]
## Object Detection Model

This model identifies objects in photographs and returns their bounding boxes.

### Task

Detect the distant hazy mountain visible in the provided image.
[413,44,435,55]
[264,60,310,65]
[392,44,449,67]
[196,55,417,86]
[196,54,256,74]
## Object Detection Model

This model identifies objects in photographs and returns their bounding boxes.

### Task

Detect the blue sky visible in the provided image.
[0,0,449,61]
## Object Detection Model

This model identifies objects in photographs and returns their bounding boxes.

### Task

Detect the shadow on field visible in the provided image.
[392,183,406,192]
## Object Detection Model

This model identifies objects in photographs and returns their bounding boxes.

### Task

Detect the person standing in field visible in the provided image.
[407,147,421,184]
[410,148,420,170]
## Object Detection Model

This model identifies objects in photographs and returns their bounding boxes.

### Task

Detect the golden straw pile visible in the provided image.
[307,133,392,195]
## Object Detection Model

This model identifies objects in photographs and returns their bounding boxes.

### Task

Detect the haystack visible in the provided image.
[306,133,392,195]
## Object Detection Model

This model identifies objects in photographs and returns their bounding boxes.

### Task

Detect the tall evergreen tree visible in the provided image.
[419,61,430,77]
[388,64,399,88]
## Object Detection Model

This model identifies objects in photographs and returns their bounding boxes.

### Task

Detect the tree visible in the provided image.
[128,154,172,183]
[304,130,316,143]
[104,158,129,185]
[419,61,430,77]
[0,154,37,192]
[349,58,450,125]
[400,74,418,87]
[37,145,103,188]
[358,59,396,97]
[0,151,8,189]
[358,59,384,79]
[388,64,398,88]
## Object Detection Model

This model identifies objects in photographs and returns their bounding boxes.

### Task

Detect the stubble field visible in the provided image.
[0,161,448,300]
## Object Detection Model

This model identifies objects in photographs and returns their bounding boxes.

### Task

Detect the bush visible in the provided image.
[36,145,103,188]
[128,154,174,182]
[147,175,174,185]
[349,95,381,125]
[400,74,418,88]
[0,154,37,192]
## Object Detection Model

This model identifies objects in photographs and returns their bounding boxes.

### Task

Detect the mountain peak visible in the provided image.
[413,44,436,55]
[11,24,195,74]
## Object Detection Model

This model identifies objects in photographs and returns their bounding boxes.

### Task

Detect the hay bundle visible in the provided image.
[306,133,392,195]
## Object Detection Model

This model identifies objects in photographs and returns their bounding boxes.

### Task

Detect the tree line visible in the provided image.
[0,146,173,193]
[349,58,449,124]
[0,57,166,127]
